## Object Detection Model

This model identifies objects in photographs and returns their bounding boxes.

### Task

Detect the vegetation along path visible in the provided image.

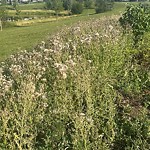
[0,1,149,149]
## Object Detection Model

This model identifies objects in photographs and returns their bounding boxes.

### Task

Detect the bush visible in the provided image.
[2,21,16,28]
[63,0,72,10]
[95,0,114,14]
[84,0,93,9]
[71,2,83,14]
[119,3,150,46]
[95,2,107,13]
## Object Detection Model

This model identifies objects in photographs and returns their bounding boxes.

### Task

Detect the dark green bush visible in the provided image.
[95,0,114,14]
[1,21,16,28]
[63,0,72,10]
[119,3,150,46]
[71,2,83,14]
[84,0,93,9]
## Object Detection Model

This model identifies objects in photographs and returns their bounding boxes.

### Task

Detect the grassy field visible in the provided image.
[0,2,127,61]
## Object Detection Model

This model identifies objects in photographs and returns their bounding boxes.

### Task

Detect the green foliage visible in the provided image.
[45,0,53,10]
[0,0,7,5]
[84,0,93,8]
[0,0,7,21]
[71,1,83,14]
[0,0,8,31]
[13,0,21,16]
[63,0,73,10]
[0,6,7,21]
[95,0,114,14]
[119,3,150,46]
[45,0,64,15]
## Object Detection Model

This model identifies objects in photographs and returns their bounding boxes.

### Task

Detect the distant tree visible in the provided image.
[63,0,74,10]
[84,0,93,8]
[13,0,21,16]
[76,0,84,3]
[45,0,53,10]
[45,0,64,17]
[95,0,114,14]
[8,0,13,5]
[71,1,83,14]
[0,0,7,31]
[129,0,138,1]
[0,19,2,31]
[0,0,7,7]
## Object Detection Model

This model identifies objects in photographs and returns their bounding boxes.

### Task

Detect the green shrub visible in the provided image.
[2,21,16,28]
[95,0,114,14]
[84,0,93,9]
[71,2,83,14]
[63,0,72,10]
[0,5,8,22]
[119,3,150,46]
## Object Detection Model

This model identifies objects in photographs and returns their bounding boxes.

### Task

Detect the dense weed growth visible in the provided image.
[119,3,150,46]
[0,16,149,149]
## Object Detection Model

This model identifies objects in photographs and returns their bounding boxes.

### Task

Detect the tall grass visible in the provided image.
[0,16,149,149]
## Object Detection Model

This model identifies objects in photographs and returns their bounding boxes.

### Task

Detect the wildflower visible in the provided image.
[95,32,99,36]
[66,59,76,67]
[86,117,93,124]
[35,92,42,98]
[42,94,47,100]
[68,55,72,59]
[59,65,68,74]
[62,72,67,79]
[33,61,36,65]
[24,50,27,53]
[10,65,22,75]
[36,74,42,80]
[27,82,36,93]
[104,34,109,38]
[43,102,48,108]
[54,63,61,68]
[79,113,86,116]
[54,63,68,79]
[109,25,113,31]
[73,27,81,34]
[41,78,47,82]
[41,41,45,45]
[43,49,49,53]
[42,67,46,72]
[87,60,92,63]
[72,45,76,51]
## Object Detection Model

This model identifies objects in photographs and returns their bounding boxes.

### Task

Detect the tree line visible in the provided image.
[45,0,150,16]
[45,0,114,15]
[0,0,115,31]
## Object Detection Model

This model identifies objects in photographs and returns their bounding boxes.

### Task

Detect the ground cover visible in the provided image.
[0,14,149,149]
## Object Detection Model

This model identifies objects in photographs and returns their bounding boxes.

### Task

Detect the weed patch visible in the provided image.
[0,15,149,149]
